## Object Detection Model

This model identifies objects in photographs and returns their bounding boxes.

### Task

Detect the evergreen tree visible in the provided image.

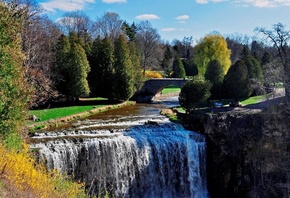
[88,36,102,96]
[223,60,251,103]
[205,60,224,99]
[172,56,186,78]
[240,45,250,61]
[128,42,144,93]
[161,45,173,77]
[183,59,198,77]
[66,42,90,100]
[97,37,115,99]
[113,35,134,100]
[53,35,71,96]
[0,3,29,149]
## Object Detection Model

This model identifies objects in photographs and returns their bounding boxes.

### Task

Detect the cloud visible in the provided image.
[161,28,177,32]
[40,0,96,12]
[175,15,189,20]
[102,0,127,3]
[198,0,290,7]
[135,14,160,20]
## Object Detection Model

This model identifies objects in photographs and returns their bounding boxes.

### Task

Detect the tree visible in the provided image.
[112,35,134,100]
[193,34,231,76]
[161,44,173,77]
[179,77,211,113]
[205,60,224,99]
[57,11,93,43]
[0,2,30,149]
[135,21,162,75]
[53,34,90,101]
[223,60,251,103]
[255,23,290,114]
[66,41,90,100]
[122,21,137,42]
[243,55,264,95]
[90,37,115,99]
[93,12,124,41]
[128,42,144,93]
[171,55,186,78]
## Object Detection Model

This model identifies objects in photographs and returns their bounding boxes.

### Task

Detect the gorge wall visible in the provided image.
[179,106,290,198]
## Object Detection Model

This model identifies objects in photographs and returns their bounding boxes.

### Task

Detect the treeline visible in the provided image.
[1,0,288,111]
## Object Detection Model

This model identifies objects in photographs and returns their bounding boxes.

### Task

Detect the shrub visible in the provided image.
[179,76,212,113]
[0,143,85,197]
[145,70,163,79]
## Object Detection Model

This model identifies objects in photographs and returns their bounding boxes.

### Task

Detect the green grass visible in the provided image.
[29,98,108,122]
[161,85,181,94]
[240,95,265,105]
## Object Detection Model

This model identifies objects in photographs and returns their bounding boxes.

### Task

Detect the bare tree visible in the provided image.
[135,21,162,75]
[57,11,93,42]
[255,23,290,114]
[92,12,124,41]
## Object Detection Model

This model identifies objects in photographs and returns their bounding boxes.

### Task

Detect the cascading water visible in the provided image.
[30,98,208,198]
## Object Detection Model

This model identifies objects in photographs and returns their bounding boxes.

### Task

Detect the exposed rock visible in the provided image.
[179,103,290,198]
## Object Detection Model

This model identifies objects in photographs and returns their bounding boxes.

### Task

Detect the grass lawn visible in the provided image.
[29,98,108,122]
[176,95,267,113]
[161,85,181,95]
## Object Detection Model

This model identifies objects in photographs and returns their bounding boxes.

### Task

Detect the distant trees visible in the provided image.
[179,77,211,113]
[255,23,290,114]
[193,34,231,76]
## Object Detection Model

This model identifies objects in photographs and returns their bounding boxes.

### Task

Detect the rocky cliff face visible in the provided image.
[179,106,290,198]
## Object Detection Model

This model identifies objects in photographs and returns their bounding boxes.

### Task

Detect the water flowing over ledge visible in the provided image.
[30,101,209,198]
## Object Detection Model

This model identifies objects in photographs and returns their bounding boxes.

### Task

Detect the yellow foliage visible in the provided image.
[0,143,85,198]
[145,70,163,79]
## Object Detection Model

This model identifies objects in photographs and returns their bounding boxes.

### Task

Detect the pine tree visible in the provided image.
[88,36,102,96]
[66,42,90,100]
[53,35,71,96]
[223,60,251,103]
[172,55,186,78]
[113,35,134,100]
[205,60,224,99]
[98,37,115,99]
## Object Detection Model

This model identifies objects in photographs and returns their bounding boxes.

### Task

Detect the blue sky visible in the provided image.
[37,0,290,43]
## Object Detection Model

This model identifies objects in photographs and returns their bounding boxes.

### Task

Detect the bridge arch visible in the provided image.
[131,78,189,103]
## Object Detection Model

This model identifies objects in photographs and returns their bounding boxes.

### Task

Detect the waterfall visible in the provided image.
[31,122,208,198]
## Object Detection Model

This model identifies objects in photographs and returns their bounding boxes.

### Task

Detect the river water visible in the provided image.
[30,97,208,198]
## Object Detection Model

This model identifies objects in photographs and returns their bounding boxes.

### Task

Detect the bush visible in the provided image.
[179,76,212,113]
[0,143,85,197]
[145,70,163,79]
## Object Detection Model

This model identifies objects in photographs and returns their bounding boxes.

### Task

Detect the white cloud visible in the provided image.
[40,0,96,12]
[102,0,127,3]
[161,28,177,32]
[175,15,189,20]
[201,0,290,7]
[135,14,160,20]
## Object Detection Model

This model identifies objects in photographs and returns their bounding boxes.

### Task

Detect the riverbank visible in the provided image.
[27,101,136,132]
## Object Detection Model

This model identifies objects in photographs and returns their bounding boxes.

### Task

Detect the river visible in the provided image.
[29,97,209,198]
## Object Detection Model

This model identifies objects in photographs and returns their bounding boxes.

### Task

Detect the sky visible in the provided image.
[37,0,290,44]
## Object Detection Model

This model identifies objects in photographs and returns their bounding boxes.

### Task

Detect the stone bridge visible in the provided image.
[131,78,189,103]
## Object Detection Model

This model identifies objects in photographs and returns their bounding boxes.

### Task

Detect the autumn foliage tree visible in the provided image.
[193,34,231,76]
